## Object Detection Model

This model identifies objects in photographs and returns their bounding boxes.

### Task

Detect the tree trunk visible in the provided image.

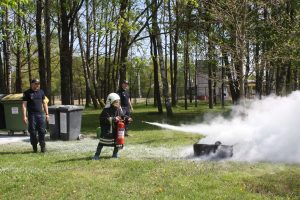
[150,36,163,114]
[44,0,52,104]
[15,2,22,93]
[213,69,217,105]
[236,36,245,102]
[112,29,120,92]
[145,74,152,106]
[92,0,101,102]
[184,34,189,110]
[76,16,99,108]
[254,42,262,99]
[293,65,298,91]
[244,41,250,98]
[285,61,292,95]
[208,30,213,109]
[36,0,47,93]
[152,0,172,116]
[59,0,83,105]
[107,31,113,94]
[96,26,102,102]
[222,50,239,104]
[186,7,192,105]
[69,22,75,105]
[265,61,274,95]
[104,15,109,96]
[189,70,193,104]
[85,0,91,106]
[107,7,114,93]
[168,0,174,107]
[221,56,225,108]
[208,60,213,109]
[23,14,32,89]
[118,0,130,88]
[3,8,12,93]
[172,0,179,106]
[0,45,4,93]
[147,5,162,114]
[15,44,22,93]
[275,61,286,96]
[60,5,71,105]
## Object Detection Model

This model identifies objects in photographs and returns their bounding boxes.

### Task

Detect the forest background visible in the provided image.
[0,0,299,116]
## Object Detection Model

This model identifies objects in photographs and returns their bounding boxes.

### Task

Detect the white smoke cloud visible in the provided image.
[145,91,300,163]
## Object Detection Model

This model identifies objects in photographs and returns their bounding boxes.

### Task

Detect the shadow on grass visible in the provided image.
[55,155,116,163]
[55,156,91,163]
[0,151,35,155]
[136,137,182,145]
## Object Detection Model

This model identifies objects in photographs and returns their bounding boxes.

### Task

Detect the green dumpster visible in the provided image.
[1,94,28,135]
[0,94,7,129]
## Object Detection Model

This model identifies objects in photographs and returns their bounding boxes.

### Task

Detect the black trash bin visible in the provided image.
[48,105,61,140]
[58,105,84,140]
[0,94,7,129]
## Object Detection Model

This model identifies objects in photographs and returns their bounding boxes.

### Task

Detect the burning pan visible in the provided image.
[193,141,233,159]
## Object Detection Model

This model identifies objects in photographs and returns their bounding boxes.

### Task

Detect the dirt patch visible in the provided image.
[0,133,30,145]
[0,135,196,159]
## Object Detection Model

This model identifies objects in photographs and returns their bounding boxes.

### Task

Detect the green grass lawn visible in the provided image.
[0,102,299,199]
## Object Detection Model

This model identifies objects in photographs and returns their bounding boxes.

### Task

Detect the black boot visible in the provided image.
[112,147,119,158]
[41,146,46,153]
[32,145,37,153]
[92,143,103,160]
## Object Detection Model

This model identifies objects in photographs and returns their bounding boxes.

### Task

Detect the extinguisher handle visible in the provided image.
[115,116,121,122]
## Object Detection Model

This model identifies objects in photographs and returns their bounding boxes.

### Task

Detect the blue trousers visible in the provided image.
[28,113,46,148]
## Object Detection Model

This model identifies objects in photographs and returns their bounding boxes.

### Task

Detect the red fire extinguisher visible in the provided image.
[116,120,125,148]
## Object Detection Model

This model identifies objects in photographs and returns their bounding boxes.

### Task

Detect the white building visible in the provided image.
[195,60,229,101]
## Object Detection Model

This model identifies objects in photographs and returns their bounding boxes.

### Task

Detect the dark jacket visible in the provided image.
[117,88,131,116]
[98,106,129,146]
[117,88,130,108]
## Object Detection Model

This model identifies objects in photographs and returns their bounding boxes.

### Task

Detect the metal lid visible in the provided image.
[0,94,7,100]
[48,105,62,110]
[58,105,84,112]
[1,94,23,102]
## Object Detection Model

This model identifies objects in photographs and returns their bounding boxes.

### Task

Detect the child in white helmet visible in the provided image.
[93,93,132,160]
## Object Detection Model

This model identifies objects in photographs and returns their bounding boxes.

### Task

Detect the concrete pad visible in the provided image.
[0,131,30,144]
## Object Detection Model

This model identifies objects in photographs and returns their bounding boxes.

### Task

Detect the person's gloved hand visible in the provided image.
[115,116,121,122]
[128,117,133,123]
[123,117,133,124]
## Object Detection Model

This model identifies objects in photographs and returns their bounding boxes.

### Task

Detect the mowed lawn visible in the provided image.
[0,102,299,200]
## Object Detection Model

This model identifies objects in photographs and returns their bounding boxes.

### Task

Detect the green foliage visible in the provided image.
[0,0,28,9]
[1,0,300,103]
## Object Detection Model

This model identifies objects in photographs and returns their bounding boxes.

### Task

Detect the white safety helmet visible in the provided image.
[104,93,120,108]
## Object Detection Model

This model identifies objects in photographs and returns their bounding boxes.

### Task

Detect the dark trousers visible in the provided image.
[122,107,131,134]
[94,143,118,157]
[28,113,46,148]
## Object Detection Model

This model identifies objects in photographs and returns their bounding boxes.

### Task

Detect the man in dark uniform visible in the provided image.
[117,80,133,136]
[22,79,49,153]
